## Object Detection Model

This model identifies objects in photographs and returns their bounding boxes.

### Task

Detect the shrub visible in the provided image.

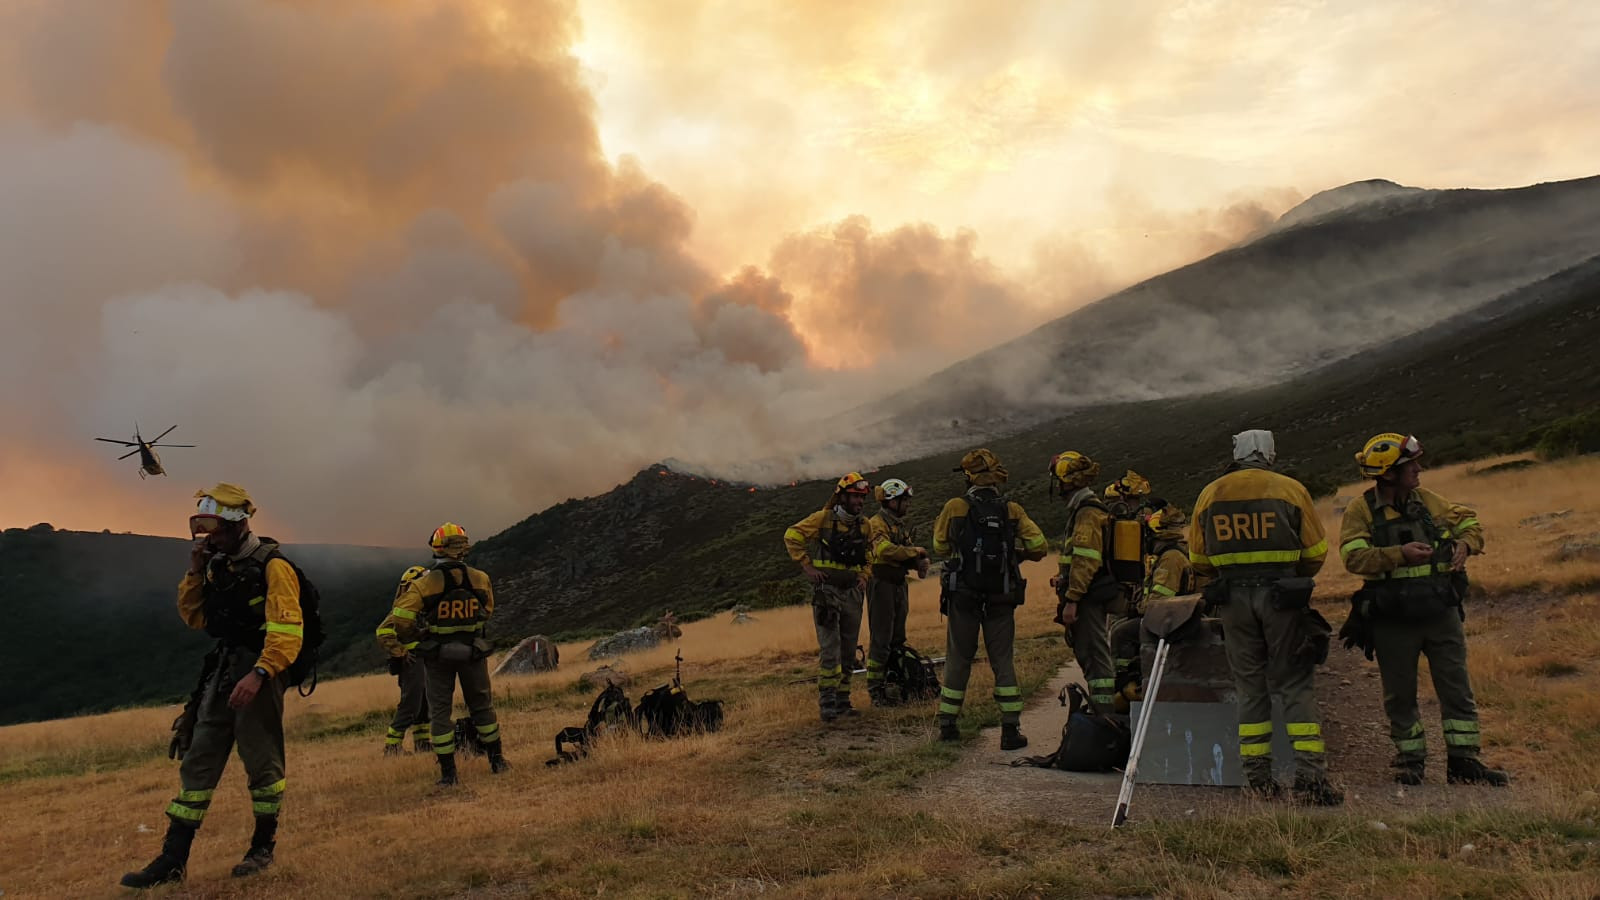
[1535,409,1600,460]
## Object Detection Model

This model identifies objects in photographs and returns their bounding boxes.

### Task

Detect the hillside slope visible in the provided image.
[0,528,419,725]
[473,252,1600,638]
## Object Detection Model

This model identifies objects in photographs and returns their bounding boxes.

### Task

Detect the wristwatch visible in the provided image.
[253,666,270,680]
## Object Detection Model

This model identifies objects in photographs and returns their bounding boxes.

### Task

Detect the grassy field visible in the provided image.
[1,457,1598,898]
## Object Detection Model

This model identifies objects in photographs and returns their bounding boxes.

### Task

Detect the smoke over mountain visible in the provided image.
[2,1,1595,543]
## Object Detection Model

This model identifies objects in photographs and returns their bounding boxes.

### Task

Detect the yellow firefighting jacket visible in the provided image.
[1058,500,1113,603]
[868,511,922,565]
[931,496,1049,561]
[178,555,303,678]
[1339,487,1483,578]
[785,508,871,573]
[1147,543,1196,598]
[382,563,497,646]
[375,578,421,659]
[1188,465,1327,578]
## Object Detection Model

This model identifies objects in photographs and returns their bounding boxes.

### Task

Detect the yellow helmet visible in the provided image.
[834,472,871,495]
[1048,451,1099,490]
[399,565,429,585]
[430,522,470,554]
[1147,504,1188,534]
[1355,433,1422,478]
[1108,470,1151,498]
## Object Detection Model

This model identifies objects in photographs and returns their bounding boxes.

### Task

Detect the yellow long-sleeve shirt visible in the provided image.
[1147,545,1195,598]
[1339,486,1483,578]
[375,579,419,659]
[178,556,304,677]
[784,508,871,573]
[931,495,1049,561]
[381,563,497,645]
[1188,466,1326,579]
[1057,503,1111,602]
[867,511,923,567]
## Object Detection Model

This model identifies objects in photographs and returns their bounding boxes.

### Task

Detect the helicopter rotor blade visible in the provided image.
[118,448,142,460]
[150,425,179,443]
[151,443,195,448]
[95,438,138,446]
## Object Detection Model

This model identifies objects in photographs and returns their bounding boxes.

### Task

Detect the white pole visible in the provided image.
[1113,638,1170,827]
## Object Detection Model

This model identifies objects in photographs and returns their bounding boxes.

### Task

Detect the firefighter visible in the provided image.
[786,473,875,721]
[865,478,930,706]
[1110,503,1199,708]
[1190,430,1342,805]
[933,449,1050,748]
[383,523,508,786]
[1104,470,1153,518]
[1048,451,1123,709]
[375,565,432,755]
[121,484,304,888]
[1339,433,1508,786]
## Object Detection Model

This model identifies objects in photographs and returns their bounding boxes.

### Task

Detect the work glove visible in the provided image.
[168,708,196,761]
[388,656,406,676]
[1338,607,1375,661]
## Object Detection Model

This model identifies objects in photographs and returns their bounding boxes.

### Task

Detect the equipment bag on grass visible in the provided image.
[883,644,941,703]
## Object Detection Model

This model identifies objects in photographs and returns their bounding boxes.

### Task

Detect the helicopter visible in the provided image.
[95,424,195,479]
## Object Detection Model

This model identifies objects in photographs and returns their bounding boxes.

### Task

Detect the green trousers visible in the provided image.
[424,652,500,755]
[865,576,909,688]
[1372,607,1480,763]
[386,656,432,749]
[939,591,1023,725]
[166,647,287,827]
[813,579,865,710]
[1067,592,1119,708]
[1110,614,1143,695]
[1217,582,1328,781]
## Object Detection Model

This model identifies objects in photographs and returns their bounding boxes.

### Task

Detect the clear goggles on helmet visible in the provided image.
[841,480,870,494]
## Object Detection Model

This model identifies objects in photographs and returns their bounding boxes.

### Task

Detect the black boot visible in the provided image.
[1244,765,1284,800]
[120,819,196,889]
[1448,756,1510,787]
[436,752,459,786]
[1292,775,1345,807]
[230,815,277,878]
[819,690,838,723]
[1392,757,1425,785]
[834,688,860,717]
[1000,724,1028,751]
[938,719,960,742]
[485,740,511,774]
[868,684,892,708]
[383,743,404,757]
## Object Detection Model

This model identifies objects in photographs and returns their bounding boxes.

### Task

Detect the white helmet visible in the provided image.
[878,478,913,502]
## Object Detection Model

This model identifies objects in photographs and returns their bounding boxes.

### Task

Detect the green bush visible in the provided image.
[1535,409,1600,460]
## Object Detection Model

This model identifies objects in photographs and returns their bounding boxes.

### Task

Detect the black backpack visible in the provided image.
[956,490,1016,595]
[548,681,635,765]
[260,541,324,697]
[883,645,941,703]
[1010,683,1131,772]
[637,682,724,738]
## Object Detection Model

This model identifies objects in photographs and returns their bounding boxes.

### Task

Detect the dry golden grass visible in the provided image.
[2,460,1598,897]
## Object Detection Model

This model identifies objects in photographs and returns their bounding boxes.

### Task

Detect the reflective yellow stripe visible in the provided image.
[1150,583,1177,597]
[430,624,483,634]
[994,685,1021,697]
[252,801,281,815]
[997,701,1025,712]
[265,622,303,637]
[1442,719,1479,732]
[376,626,397,637]
[1455,518,1479,532]
[1022,534,1048,550]
[1072,546,1102,561]
[1238,743,1271,757]
[248,595,265,607]
[1395,737,1426,752]
[1238,721,1273,737]
[251,779,286,797]
[938,702,962,716]
[177,789,213,802]
[1303,539,1328,559]
[1189,551,1211,565]
[814,560,859,571]
[1208,549,1303,566]
[389,607,417,620]
[1387,564,1434,579]
[1340,538,1370,555]
[1445,732,1480,746]
[1286,722,1320,737]
[166,803,206,822]
[402,641,419,650]
[864,659,883,670]
[783,528,806,545]
[941,687,965,700]
[1292,740,1325,753]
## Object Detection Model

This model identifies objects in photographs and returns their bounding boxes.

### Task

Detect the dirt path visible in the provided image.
[914,627,1540,827]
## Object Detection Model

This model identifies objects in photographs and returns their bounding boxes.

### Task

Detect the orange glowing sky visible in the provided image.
[2,0,1598,543]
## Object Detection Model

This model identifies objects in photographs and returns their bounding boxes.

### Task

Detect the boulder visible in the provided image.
[586,626,660,660]
[579,664,631,690]
[493,635,560,676]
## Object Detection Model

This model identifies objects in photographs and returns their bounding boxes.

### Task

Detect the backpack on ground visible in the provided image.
[258,540,325,697]
[1010,682,1131,772]
[548,681,635,765]
[956,489,1017,595]
[637,682,725,738]
[882,644,941,703]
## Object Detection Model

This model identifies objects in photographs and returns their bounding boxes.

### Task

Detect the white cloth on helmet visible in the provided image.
[196,495,251,521]
[1232,429,1277,466]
